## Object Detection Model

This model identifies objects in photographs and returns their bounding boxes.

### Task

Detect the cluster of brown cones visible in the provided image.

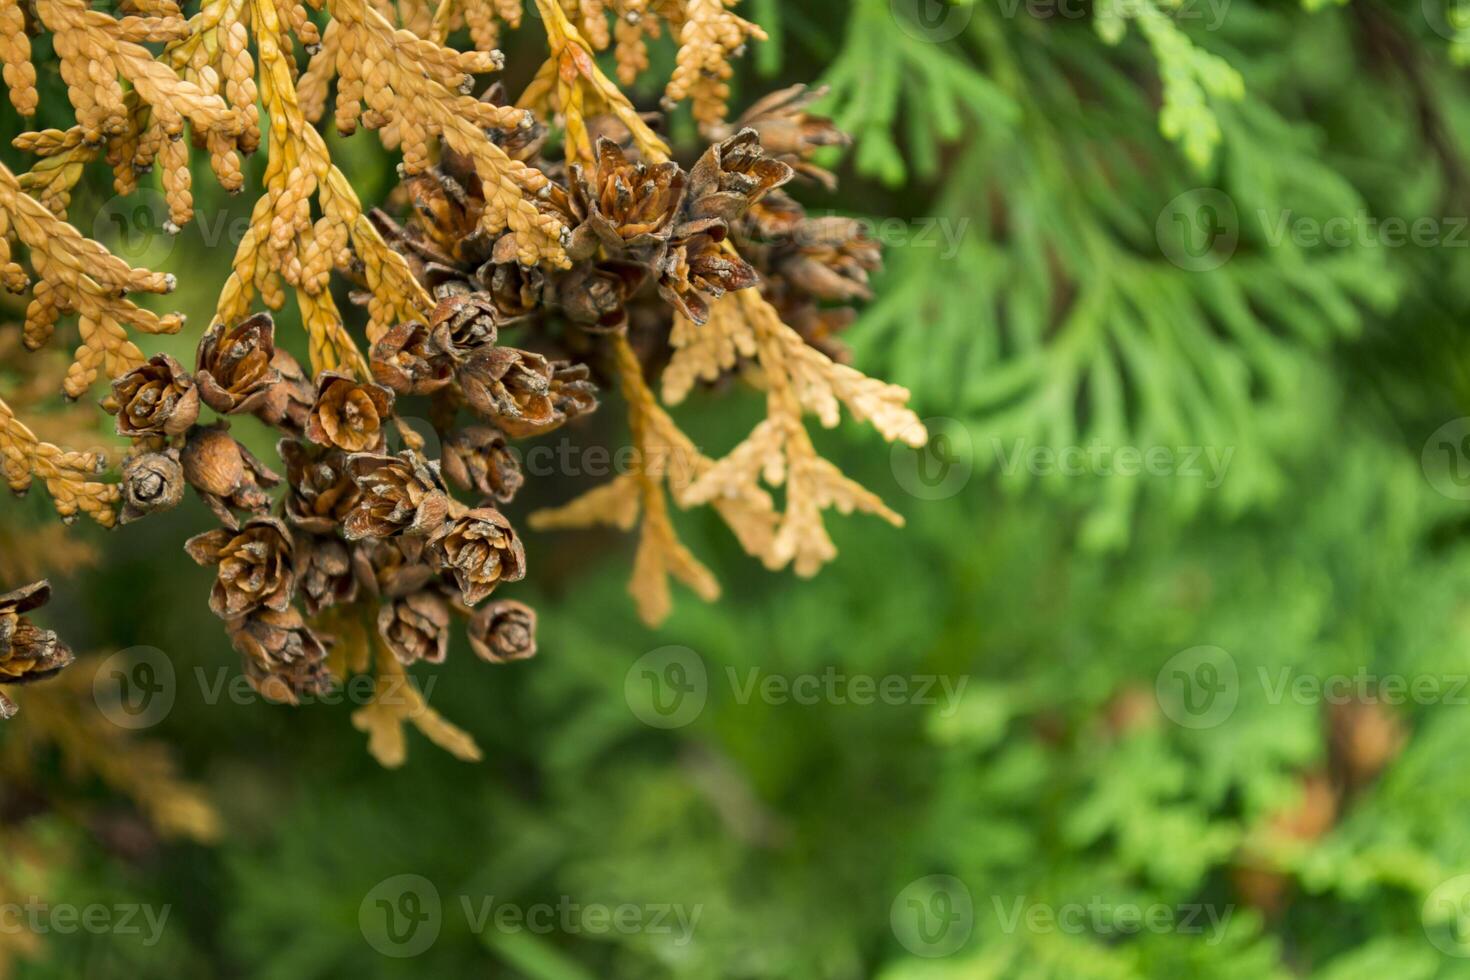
[107,309,539,704]
[95,83,876,707]
[372,84,878,371]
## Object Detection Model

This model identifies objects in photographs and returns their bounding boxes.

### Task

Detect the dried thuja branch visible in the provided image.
[297,0,569,265]
[675,290,925,574]
[5,0,247,225]
[530,332,778,625]
[0,162,184,398]
[0,397,116,527]
[519,0,670,166]
[212,0,414,377]
[0,160,182,525]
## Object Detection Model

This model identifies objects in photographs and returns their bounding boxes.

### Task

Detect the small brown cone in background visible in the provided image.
[1230,696,1407,919]
[249,348,317,432]
[1231,771,1338,918]
[468,599,537,663]
[352,538,437,600]
[1327,696,1406,796]
[119,449,186,524]
[727,84,850,189]
[181,423,281,529]
[108,353,201,438]
[377,591,451,665]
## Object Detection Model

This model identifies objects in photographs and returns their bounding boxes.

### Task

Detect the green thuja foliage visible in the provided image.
[7,1,1470,978]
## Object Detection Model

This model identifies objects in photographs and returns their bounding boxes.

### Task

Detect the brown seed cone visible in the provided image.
[428,293,502,359]
[739,189,806,245]
[342,451,452,540]
[305,372,395,453]
[228,606,334,705]
[776,217,881,302]
[457,346,556,435]
[108,353,201,438]
[184,515,297,619]
[376,590,451,665]
[352,538,437,600]
[119,449,186,524]
[556,260,647,334]
[442,426,523,504]
[470,254,544,320]
[686,129,794,225]
[251,348,317,432]
[0,582,74,698]
[468,599,537,664]
[551,361,599,418]
[280,441,362,534]
[181,423,282,530]
[730,84,849,189]
[194,313,282,414]
[657,226,758,325]
[295,533,358,616]
[568,138,686,258]
[370,320,453,396]
[368,205,466,293]
[427,507,526,605]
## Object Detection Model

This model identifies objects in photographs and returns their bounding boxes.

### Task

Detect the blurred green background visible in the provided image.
[8,0,1470,977]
